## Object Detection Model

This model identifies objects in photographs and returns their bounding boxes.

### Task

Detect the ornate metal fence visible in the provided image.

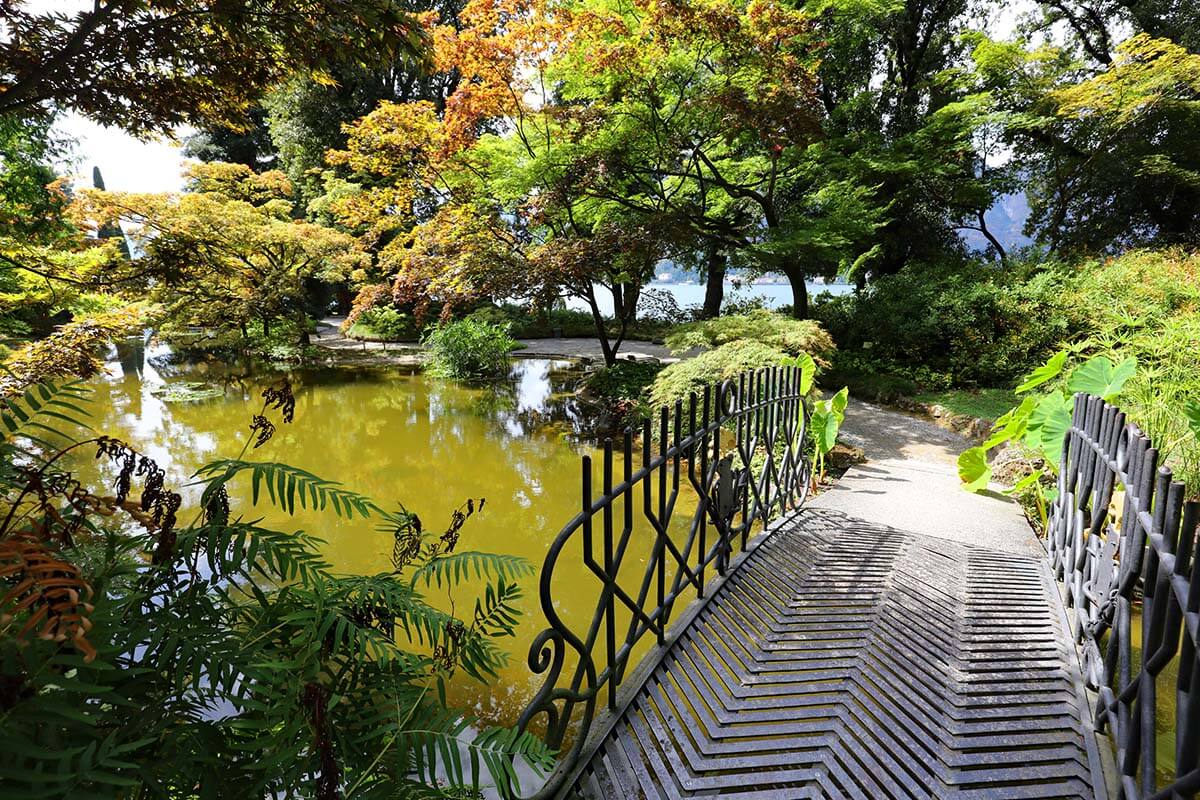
[514,365,811,798]
[1047,394,1200,799]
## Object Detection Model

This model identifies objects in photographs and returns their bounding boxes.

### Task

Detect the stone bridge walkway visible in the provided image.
[560,401,1110,799]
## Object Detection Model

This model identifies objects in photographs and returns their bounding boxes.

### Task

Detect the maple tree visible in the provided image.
[324,0,851,349]
[967,29,1200,252]
[0,0,426,136]
[74,164,368,341]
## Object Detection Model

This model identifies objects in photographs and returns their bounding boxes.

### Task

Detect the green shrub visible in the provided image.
[350,306,420,341]
[817,355,921,403]
[425,318,519,380]
[581,360,665,427]
[1068,249,1200,489]
[650,340,788,408]
[811,259,1081,387]
[956,248,1200,498]
[467,303,673,342]
[585,360,665,402]
[664,309,835,360]
[158,315,316,363]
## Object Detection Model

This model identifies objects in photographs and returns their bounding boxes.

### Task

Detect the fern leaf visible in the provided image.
[409,552,534,588]
[195,460,383,519]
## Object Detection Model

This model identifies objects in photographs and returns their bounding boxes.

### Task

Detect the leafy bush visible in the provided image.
[425,318,520,380]
[160,315,317,363]
[650,340,789,408]
[0,379,553,797]
[664,309,835,360]
[583,360,665,426]
[350,306,420,341]
[811,259,1081,387]
[1066,249,1200,489]
[585,360,665,402]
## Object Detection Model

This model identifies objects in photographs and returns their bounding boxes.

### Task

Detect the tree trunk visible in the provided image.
[701,248,726,319]
[585,287,617,367]
[976,209,1007,266]
[785,269,809,319]
[297,312,311,346]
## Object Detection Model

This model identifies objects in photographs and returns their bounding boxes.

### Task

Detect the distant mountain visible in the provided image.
[961,192,1034,254]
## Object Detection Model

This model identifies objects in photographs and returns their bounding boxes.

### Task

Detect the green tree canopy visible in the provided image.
[0,0,426,135]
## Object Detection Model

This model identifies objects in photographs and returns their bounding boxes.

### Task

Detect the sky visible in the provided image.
[43,1,1040,195]
[53,112,192,193]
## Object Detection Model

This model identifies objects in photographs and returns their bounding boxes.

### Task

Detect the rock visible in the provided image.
[828,443,866,472]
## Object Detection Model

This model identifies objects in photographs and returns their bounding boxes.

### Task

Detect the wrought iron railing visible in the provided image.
[1047,394,1200,799]
[514,366,811,797]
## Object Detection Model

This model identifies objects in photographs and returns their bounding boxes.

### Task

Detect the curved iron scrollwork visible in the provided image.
[1046,394,1200,799]
[514,366,811,798]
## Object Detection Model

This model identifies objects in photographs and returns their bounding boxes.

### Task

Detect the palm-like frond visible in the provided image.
[410,551,534,588]
[0,379,91,450]
[196,459,382,519]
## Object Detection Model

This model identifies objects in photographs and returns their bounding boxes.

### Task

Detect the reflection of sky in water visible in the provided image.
[505,360,551,436]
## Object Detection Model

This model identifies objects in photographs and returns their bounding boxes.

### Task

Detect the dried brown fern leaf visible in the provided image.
[0,534,96,662]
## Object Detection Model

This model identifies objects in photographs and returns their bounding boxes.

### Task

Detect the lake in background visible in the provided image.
[566,280,853,317]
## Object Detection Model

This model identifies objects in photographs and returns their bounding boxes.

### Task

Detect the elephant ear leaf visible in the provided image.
[1066,355,1137,401]
[1016,351,1068,394]
[785,353,817,395]
[958,447,991,493]
[829,386,849,417]
[1026,393,1073,468]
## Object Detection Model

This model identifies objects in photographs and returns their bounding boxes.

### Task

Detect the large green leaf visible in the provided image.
[811,387,849,455]
[1026,393,1073,467]
[983,395,1036,450]
[1016,350,1067,394]
[957,446,991,493]
[788,353,817,395]
[1065,355,1137,401]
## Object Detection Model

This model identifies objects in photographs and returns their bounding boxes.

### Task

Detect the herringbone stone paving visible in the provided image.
[568,508,1106,799]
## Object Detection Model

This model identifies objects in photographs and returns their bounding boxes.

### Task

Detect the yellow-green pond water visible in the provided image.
[73,338,690,730]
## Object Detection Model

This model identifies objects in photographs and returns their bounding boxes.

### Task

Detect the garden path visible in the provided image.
[815,398,1042,556]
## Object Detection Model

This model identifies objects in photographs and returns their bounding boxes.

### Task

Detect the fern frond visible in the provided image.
[195,459,382,519]
[472,579,523,639]
[471,725,557,795]
[409,551,534,589]
[397,709,556,796]
[179,522,333,587]
[0,379,92,445]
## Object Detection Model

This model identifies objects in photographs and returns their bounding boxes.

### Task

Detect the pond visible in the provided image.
[73,336,683,731]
